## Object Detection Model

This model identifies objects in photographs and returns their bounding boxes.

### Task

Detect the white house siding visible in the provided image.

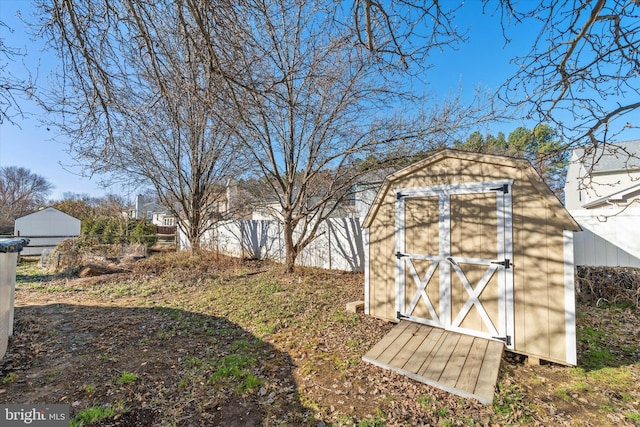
[565,142,640,211]
[565,142,640,268]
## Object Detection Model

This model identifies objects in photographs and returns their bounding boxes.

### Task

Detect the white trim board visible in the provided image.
[363,227,370,315]
[564,230,577,365]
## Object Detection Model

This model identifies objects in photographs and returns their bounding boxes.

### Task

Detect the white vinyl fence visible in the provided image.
[573,228,640,268]
[571,209,640,268]
[14,235,78,257]
[181,218,364,272]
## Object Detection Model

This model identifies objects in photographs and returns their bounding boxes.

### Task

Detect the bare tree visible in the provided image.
[39,0,243,251]
[187,0,494,272]
[349,0,466,67]
[0,166,53,227]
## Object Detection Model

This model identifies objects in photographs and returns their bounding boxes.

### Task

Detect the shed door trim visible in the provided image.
[395,179,514,349]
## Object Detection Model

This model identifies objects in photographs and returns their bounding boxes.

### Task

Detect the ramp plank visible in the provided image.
[376,321,421,364]
[401,327,443,374]
[420,332,459,379]
[363,321,412,360]
[474,340,504,399]
[391,322,433,369]
[455,337,488,391]
[439,334,475,387]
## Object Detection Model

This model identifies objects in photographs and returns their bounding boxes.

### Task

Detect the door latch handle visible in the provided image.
[491,259,511,269]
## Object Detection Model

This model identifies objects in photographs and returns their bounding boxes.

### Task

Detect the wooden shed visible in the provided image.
[362,149,580,367]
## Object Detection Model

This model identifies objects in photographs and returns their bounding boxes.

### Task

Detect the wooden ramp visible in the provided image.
[362,321,503,404]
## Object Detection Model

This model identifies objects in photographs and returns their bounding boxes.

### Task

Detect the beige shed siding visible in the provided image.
[369,203,396,321]
[512,191,569,364]
[364,150,579,365]
[518,193,552,358]
[544,218,570,363]
[548,229,568,362]
[511,172,525,358]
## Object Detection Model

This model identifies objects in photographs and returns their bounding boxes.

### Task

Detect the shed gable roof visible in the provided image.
[362,148,579,230]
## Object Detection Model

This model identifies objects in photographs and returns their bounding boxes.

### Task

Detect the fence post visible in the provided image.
[328,221,332,270]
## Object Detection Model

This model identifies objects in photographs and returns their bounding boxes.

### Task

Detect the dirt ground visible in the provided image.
[1,253,639,426]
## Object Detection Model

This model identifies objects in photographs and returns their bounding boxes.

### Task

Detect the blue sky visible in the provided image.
[0,1,544,200]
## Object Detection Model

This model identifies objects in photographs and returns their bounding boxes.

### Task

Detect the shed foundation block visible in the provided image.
[346,300,365,313]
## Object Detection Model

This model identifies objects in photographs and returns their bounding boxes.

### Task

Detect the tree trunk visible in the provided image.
[189,231,201,254]
[179,218,201,254]
[189,222,201,254]
[282,216,297,273]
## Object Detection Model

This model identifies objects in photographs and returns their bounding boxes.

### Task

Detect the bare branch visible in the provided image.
[497,0,640,148]
[0,18,36,125]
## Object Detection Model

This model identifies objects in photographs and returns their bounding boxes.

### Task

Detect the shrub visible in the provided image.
[131,219,157,247]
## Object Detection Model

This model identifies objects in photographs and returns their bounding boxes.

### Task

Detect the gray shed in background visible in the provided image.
[14,207,81,256]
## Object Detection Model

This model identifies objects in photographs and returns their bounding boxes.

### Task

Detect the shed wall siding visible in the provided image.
[369,207,396,321]
[15,209,81,236]
[512,184,568,364]
[519,192,551,359]
[547,227,568,363]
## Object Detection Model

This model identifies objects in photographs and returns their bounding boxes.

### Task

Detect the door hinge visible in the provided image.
[446,256,458,266]
[396,192,405,200]
[490,184,509,193]
[491,258,511,269]
[492,335,512,346]
[396,311,409,320]
[395,251,405,259]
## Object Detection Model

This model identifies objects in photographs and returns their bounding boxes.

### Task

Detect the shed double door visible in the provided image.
[395,180,514,349]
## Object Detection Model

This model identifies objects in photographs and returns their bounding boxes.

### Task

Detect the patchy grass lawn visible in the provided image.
[2,252,639,426]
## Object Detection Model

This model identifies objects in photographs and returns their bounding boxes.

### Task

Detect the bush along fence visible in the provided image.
[181,218,365,272]
[81,217,159,247]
